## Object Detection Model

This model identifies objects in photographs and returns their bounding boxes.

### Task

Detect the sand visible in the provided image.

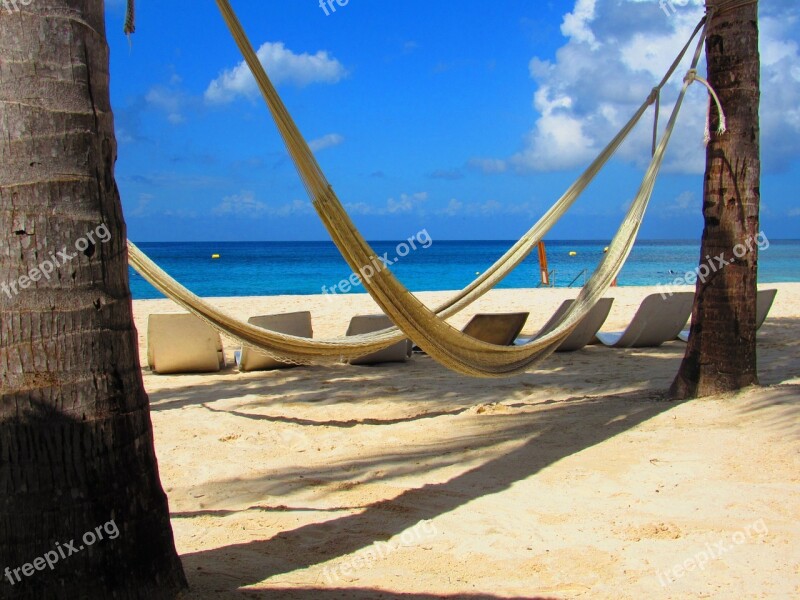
[132,283,800,599]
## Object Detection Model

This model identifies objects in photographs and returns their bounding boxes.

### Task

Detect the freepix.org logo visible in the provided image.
[1,224,112,300]
[2,0,33,15]
[4,519,120,588]
[318,0,349,17]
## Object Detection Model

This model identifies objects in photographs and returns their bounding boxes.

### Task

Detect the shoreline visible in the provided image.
[129,276,800,304]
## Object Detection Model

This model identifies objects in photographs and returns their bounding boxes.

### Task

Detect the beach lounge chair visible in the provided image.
[461,312,530,345]
[147,313,224,374]
[677,288,778,342]
[593,292,694,348]
[237,311,313,372]
[515,298,613,352]
[346,314,412,366]
[414,312,530,354]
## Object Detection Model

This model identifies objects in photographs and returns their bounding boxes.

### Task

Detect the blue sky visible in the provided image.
[105,0,800,242]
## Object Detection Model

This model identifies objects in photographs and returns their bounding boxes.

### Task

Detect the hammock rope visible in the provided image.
[123,0,135,36]
[684,69,728,145]
[128,6,712,376]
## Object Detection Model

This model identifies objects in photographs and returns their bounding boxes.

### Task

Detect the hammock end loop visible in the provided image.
[123,0,136,36]
[717,114,727,136]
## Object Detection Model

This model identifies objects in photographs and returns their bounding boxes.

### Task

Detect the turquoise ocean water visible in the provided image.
[129,240,800,300]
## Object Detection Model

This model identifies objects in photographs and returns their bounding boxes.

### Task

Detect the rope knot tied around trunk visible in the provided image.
[684,68,727,145]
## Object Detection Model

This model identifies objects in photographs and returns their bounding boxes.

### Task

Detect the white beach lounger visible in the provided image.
[346,314,412,366]
[238,311,313,372]
[462,312,530,346]
[516,298,613,352]
[147,313,224,374]
[414,312,530,355]
[593,292,694,348]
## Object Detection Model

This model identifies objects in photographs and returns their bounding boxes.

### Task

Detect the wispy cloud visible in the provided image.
[437,198,539,217]
[345,192,429,216]
[145,84,190,125]
[129,193,154,217]
[659,190,696,215]
[428,168,464,181]
[205,42,347,104]
[123,172,227,189]
[309,133,344,152]
[212,191,313,218]
[467,158,508,174]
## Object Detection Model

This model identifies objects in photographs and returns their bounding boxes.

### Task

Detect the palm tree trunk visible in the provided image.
[670,1,761,399]
[0,1,187,596]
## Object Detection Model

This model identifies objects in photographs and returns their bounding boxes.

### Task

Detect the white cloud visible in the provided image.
[439,198,464,217]
[659,190,696,215]
[272,199,313,217]
[343,193,538,218]
[129,193,154,217]
[437,198,539,217]
[213,191,268,216]
[308,133,344,152]
[212,191,312,218]
[345,192,428,216]
[509,87,597,171]
[561,0,599,49]
[115,126,134,145]
[502,0,800,175]
[467,158,508,174]
[145,86,186,124]
[387,192,427,214]
[205,42,347,104]
[788,208,800,217]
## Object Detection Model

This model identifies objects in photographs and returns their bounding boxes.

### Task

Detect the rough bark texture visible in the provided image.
[0,1,187,597]
[670,2,761,399]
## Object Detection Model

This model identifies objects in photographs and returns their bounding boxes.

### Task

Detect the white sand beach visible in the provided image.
[132,283,800,599]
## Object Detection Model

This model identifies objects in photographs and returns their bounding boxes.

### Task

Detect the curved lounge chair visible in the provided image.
[238,311,313,372]
[147,313,224,374]
[593,292,694,348]
[461,312,530,346]
[346,314,412,366]
[412,312,530,355]
[516,298,613,352]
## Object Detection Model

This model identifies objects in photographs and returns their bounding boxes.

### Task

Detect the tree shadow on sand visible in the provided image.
[196,589,557,600]
[163,316,799,597]
[179,388,680,597]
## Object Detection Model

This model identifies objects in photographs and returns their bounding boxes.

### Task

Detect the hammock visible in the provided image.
[129,4,716,376]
